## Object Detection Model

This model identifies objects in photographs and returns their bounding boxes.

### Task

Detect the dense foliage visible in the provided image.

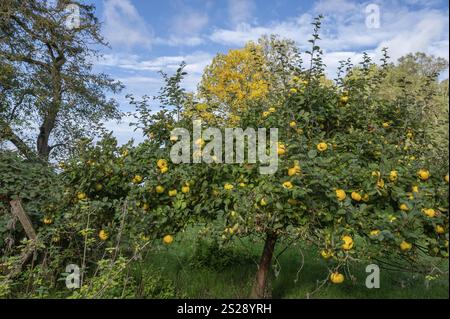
[0,12,448,298]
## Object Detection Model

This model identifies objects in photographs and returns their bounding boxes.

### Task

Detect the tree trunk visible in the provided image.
[250,233,277,298]
[37,119,53,159]
[36,67,62,159]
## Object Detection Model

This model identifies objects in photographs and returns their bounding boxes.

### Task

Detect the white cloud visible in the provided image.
[102,0,153,49]
[172,10,209,35]
[321,51,369,77]
[99,51,213,93]
[210,0,448,77]
[210,14,313,47]
[228,0,255,26]
[116,76,161,86]
[152,7,209,47]
[313,0,359,14]
[103,114,145,146]
[154,35,205,47]
[373,10,449,61]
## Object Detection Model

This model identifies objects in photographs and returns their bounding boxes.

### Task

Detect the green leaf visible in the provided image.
[308,150,317,159]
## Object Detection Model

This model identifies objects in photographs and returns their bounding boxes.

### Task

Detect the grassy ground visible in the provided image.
[137,226,449,299]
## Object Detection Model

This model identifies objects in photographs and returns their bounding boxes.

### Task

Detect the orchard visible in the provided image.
[0,3,448,299]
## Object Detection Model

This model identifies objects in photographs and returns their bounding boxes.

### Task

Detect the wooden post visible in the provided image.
[5,199,38,279]
[10,199,37,240]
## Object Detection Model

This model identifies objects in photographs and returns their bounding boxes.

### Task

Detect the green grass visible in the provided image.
[137,227,449,299]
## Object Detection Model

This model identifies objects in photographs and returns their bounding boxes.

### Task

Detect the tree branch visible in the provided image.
[0,118,42,162]
[0,51,50,71]
[48,143,67,151]
[8,89,34,122]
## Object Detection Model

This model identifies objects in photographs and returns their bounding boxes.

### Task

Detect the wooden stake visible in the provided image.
[10,199,37,240]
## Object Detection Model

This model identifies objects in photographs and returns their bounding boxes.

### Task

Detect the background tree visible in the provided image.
[344,52,449,164]
[0,0,122,160]
[377,53,449,159]
[196,41,270,126]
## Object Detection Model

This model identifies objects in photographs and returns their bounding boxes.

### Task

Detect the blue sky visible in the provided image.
[86,0,449,144]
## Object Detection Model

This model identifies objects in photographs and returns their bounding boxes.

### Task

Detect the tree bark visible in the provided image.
[250,233,277,298]
[36,117,54,159]
[36,65,63,159]
[10,199,37,240]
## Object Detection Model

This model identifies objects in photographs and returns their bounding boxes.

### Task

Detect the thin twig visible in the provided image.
[294,247,305,284]
[80,213,90,287]
[112,201,128,263]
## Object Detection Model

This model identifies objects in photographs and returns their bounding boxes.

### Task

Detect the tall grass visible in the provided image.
[136,226,449,299]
